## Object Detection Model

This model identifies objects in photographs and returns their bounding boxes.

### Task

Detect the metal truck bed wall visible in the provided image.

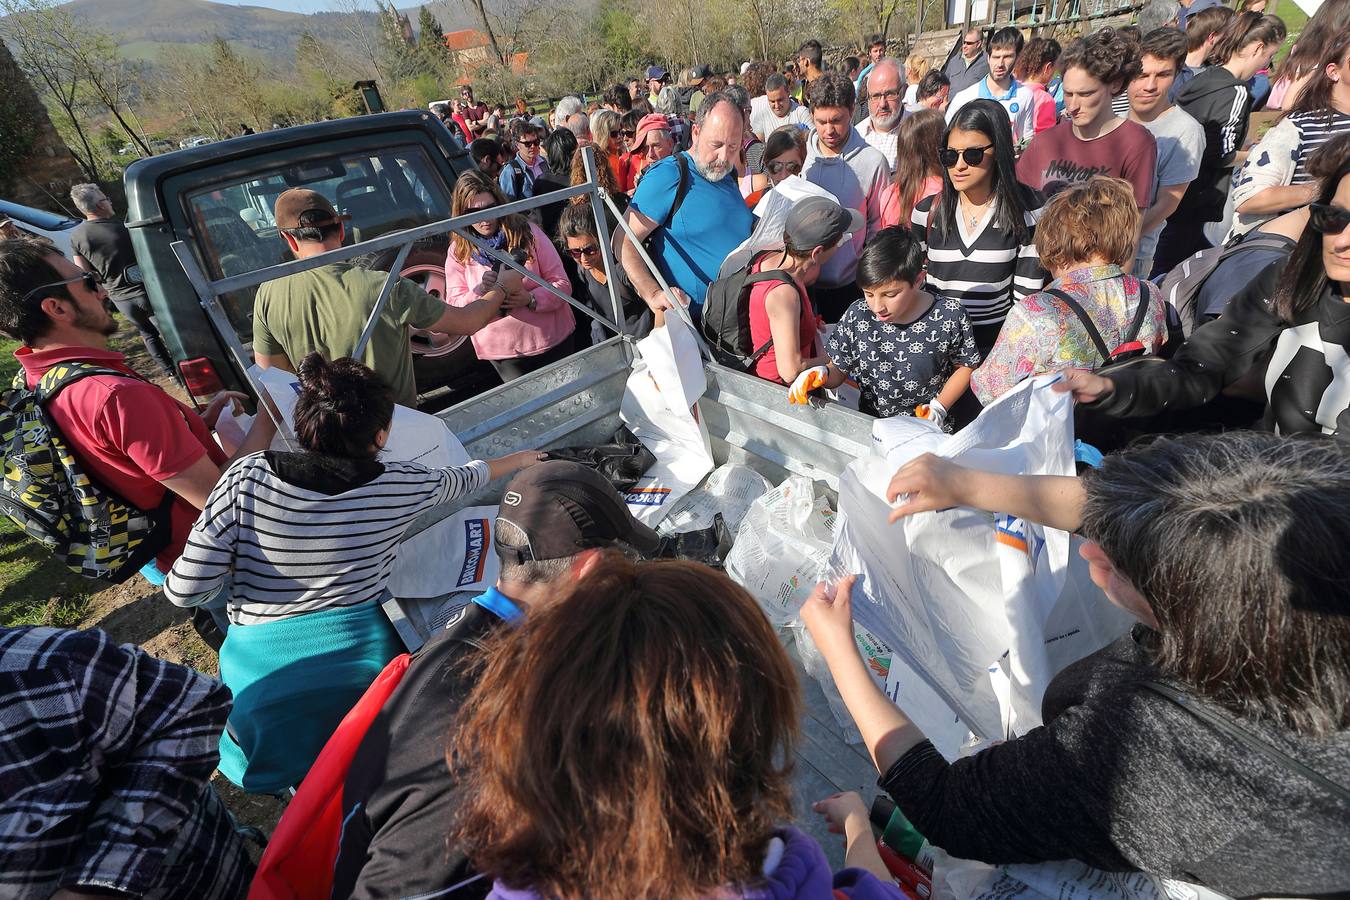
[397,335,880,867]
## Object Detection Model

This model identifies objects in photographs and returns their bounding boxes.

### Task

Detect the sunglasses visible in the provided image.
[619,130,635,139]
[940,144,994,167]
[518,138,540,147]
[466,202,497,213]
[767,160,802,175]
[21,271,101,305]
[963,37,981,46]
[568,244,601,259]
[1309,202,1350,235]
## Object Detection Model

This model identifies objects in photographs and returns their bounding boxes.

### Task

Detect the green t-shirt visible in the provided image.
[688,90,706,115]
[252,261,446,407]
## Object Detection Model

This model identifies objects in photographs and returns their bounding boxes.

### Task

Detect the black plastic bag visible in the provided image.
[654,513,734,569]
[545,425,656,493]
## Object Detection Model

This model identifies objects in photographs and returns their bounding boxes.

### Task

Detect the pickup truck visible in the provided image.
[123,110,496,410]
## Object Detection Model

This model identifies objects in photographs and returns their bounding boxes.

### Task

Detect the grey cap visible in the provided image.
[783,196,864,253]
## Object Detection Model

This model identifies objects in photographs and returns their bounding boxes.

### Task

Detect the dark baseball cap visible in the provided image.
[495,461,660,564]
[274,188,350,230]
[783,195,864,253]
[646,65,669,81]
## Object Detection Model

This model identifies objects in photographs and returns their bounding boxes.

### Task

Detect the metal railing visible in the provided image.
[170,144,699,445]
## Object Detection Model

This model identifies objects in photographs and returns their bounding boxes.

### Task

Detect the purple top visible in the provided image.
[485,825,901,899]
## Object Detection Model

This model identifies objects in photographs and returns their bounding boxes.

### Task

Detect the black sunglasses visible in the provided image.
[619,130,635,139]
[21,271,101,305]
[940,144,994,168]
[767,160,802,175]
[1309,203,1350,235]
[568,244,601,259]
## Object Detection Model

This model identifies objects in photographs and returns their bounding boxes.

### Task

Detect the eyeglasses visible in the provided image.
[940,144,994,167]
[767,160,802,175]
[466,202,497,213]
[1309,202,1350,235]
[568,244,601,259]
[868,89,902,102]
[21,271,101,305]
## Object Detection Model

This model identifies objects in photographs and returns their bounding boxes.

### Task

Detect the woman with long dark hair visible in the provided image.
[880,108,944,228]
[1266,0,1350,109]
[806,430,1350,897]
[910,98,1047,354]
[444,169,576,383]
[1063,132,1350,436]
[164,353,542,792]
[1230,30,1350,237]
[448,557,903,898]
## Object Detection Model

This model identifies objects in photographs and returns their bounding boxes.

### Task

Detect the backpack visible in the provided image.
[507,157,527,200]
[1157,233,1293,337]
[1044,282,1155,366]
[699,251,797,370]
[0,363,173,584]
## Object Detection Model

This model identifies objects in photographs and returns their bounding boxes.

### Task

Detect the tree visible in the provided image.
[459,0,509,66]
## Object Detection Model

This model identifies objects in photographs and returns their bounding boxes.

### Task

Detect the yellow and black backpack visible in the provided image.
[1,363,172,584]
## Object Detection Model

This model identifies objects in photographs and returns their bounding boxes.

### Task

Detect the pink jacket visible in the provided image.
[443,222,575,360]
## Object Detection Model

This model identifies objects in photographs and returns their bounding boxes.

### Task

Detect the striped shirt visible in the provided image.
[910,185,1048,329]
[1289,109,1350,184]
[164,452,490,625]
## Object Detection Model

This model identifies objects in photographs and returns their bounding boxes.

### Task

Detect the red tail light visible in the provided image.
[178,356,225,409]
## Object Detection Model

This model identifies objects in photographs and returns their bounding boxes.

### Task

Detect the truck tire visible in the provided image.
[364,240,497,403]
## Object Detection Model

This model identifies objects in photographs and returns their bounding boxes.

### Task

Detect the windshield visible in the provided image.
[184,144,451,340]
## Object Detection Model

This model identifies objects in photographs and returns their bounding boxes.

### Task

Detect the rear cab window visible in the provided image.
[179,141,452,343]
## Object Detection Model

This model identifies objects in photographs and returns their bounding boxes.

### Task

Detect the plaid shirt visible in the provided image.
[0,627,252,899]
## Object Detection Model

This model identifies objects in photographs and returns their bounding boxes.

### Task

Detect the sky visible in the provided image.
[209,0,354,12]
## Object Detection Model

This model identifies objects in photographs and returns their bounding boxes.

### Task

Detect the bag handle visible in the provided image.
[1141,679,1350,803]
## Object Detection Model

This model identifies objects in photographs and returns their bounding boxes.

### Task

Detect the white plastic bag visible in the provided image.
[619,315,715,525]
[725,475,835,625]
[831,376,1131,751]
[928,847,1233,900]
[718,176,841,277]
[659,463,772,535]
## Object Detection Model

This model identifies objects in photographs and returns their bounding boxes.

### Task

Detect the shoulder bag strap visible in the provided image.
[1141,679,1350,803]
[744,267,798,363]
[1045,288,1112,365]
[663,152,691,230]
[1120,276,1152,346]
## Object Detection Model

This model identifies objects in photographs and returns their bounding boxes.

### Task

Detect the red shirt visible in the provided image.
[1016,118,1158,208]
[16,345,227,570]
[747,254,818,384]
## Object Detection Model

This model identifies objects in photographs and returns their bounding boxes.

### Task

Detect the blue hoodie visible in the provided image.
[484,826,902,899]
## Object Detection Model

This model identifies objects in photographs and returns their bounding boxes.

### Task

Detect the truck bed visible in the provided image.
[398,336,883,866]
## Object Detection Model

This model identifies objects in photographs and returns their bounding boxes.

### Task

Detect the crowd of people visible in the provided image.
[2,0,1350,896]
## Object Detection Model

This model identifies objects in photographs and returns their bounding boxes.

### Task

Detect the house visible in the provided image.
[442,28,529,82]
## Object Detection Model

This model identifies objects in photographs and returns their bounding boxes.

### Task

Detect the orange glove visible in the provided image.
[788,366,829,405]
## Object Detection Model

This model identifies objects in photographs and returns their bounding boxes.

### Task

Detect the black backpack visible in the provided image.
[1044,282,1155,365]
[699,252,796,370]
[1157,233,1293,337]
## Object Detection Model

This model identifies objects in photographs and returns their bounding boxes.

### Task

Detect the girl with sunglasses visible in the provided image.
[444,169,576,383]
[911,98,1048,355]
[1063,132,1350,437]
[557,200,653,345]
[743,125,807,208]
[880,108,944,227]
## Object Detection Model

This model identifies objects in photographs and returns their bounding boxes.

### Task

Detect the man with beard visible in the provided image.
[800,72,890,323]
[0,241,276,579]
[619,91,753,320]
[856,57,905,171]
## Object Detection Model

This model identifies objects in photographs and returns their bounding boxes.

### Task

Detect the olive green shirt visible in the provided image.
[252,262,446,407]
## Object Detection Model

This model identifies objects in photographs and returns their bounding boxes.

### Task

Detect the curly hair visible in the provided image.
[1014,36,1062,82]
[1058,27,1144,91]
[1033,175,1140,271]
[448,556,800,899]
[809,71,857,110]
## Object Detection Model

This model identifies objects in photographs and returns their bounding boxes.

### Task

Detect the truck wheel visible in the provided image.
[365,242,466,358]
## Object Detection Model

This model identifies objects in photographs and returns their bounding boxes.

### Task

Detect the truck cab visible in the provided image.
[123,110,490,409]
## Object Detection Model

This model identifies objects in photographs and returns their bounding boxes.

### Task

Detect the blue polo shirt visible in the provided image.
[630,151,752,310]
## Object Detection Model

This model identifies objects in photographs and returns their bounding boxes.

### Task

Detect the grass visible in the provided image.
[0,326,160,628]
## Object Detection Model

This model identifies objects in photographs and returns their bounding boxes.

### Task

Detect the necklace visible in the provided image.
[961,195,991,229]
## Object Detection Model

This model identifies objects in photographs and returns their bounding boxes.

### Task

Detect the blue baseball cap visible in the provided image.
[646,66,669,81]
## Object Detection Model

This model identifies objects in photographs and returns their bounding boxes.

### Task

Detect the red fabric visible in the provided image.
[880,175,942,229]
[16,345,227,570]
[450,113,473,143]
[1026,81,1059,134]
[248,653,413,900]
[746,253,817,384]
[1016,119,1158,208]
[610,151,639,193]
